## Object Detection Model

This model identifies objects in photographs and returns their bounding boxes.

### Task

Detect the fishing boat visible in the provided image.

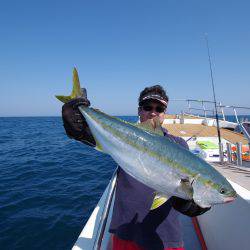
[72,99,250,250]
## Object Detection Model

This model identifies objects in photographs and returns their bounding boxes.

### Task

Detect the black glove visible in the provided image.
[62,98,96,147]
[170,196,211,217]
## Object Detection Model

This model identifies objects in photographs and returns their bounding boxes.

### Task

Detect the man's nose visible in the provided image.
[150,112,157,117]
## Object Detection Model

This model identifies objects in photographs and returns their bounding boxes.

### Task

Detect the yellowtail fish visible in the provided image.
[56,68,237,208]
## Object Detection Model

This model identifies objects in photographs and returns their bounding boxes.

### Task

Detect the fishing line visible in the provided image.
[204,34,223,163]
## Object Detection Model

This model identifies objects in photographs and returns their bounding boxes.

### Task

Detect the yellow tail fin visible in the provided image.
[55,68,84,103]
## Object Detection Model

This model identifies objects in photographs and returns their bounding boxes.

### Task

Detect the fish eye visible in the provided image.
[220,188,226,194]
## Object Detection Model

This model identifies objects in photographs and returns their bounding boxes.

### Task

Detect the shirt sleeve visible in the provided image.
[162,128,189,150]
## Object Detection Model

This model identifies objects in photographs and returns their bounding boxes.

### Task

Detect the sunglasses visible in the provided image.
[142,105,166,113]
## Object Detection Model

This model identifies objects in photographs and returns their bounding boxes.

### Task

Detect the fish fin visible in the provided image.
[55,67,84,103]
[94,140,104,152]
[88,132,105,152]
[136,118,164,136]
[150,192,169,210]
[190,174,200,185]
[180,177,192,187]
[178,178,194,199]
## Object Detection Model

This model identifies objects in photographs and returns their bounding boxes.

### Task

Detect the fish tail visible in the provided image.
[55,67,85,103]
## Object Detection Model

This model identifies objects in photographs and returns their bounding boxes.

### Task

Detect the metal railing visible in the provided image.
[219,104,250,144]
[93,168,118,250]
[172,99,226,120]
[172,98,250,125]
[171,99,250,165]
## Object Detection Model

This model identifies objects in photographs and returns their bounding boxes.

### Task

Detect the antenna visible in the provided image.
[205,34,224,164]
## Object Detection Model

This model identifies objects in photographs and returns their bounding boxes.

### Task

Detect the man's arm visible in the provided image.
[62,98,96,147]
[170,196,211,217]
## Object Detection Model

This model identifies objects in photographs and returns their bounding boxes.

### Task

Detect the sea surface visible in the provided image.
[0,115,249,250]
[0,116,138,250]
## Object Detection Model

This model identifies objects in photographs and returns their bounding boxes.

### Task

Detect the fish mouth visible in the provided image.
[224,196,237,203]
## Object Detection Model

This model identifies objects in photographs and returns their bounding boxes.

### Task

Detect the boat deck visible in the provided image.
[164,114,202,119]
[163,123,248,144]
[211,162,250,191]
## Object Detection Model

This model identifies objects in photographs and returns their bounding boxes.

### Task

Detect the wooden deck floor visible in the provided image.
[163,123,249,144]
[164,114,201,119]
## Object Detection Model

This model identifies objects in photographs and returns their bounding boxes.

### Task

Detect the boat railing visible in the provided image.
[171,99,250,165]
[172,99,250,125]
[219,105,250,143]
[93,168,118,250]
[171,99,225,121]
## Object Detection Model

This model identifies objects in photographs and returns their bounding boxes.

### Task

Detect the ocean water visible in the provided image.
[0,115,249,250]
[0,116,137,250]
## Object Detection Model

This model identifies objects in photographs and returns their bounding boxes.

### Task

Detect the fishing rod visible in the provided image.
[205,34,224,163]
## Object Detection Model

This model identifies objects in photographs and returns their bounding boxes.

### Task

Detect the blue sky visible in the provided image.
[0,0,249,116]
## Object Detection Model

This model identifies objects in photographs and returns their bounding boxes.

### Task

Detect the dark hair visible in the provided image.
[138,85,169,106]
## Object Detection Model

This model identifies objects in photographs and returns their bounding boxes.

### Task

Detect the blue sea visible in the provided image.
[0,116,138,250]
[0,115,249,250]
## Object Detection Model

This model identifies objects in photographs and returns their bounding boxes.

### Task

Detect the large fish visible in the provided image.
[56,68,237,208]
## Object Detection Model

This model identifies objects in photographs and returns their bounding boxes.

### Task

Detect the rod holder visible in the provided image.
[236,142,243,166]
[219,143,224,164]
[226,143,232,163]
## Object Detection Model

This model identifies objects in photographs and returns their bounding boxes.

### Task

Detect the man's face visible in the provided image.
[138,100,167,123]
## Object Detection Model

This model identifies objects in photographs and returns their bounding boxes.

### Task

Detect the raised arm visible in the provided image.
[62,97,96,147]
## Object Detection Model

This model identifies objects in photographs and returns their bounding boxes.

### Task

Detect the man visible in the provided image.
[62,85,210,250]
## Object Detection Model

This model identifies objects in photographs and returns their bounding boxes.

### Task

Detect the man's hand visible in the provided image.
[170,196,211,217]
[62,98,96,146]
